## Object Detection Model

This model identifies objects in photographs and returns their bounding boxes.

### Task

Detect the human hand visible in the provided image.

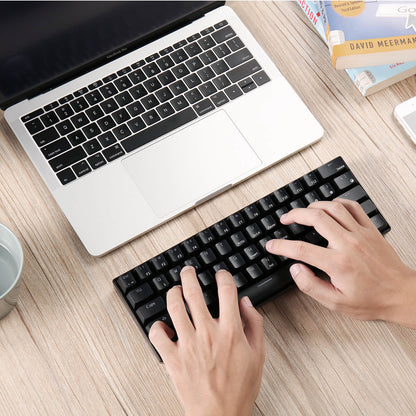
[149,266,265,416]
[266,199,416,328]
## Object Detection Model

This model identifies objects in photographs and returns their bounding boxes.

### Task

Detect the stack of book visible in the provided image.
[297,0,416,96]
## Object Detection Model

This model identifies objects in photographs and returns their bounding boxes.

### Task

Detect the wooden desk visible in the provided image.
[1,2,416,415]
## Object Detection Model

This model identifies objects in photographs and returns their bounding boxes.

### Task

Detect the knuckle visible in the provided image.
[293,241,308,258]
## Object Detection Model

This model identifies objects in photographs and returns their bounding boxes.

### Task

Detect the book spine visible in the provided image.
[296,0,326,42]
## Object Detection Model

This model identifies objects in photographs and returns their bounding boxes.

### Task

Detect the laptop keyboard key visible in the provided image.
[49,146,87,172]
[57,168,76,185]
[252,70,271,86]
[227,59,261,83]
[82,122,101,139]
[170,80,188,96]
[200,50,217,65]
[155,87,174,103]
[86,105,105,121]
[185,88,203,104]
[140,94,159,110]
[113,124,132,140]
[129,84,147,100]
[193,98,215,116]
[100,83,118,98]
[97,131,117,147]
[210,91,229,107]
[70,97,89,112]
[56,120,75,135]
[114,76,132,91]
[127,117,146,133]
[102,143,125,162]
[87,153,107,170]
[170,95,189,111]
[224,85,243,100]
[158,70,176,86]
[72,160,92,177]
[40,111,59,127]
[142,110,161,126]
[67,130,87,146]
[41,137,71,159]
[83,139,102,155]
[126,102,145,117]
[156,103,175,118]
[33,127,59,147]
[227,37,245,51]
[85,90,104,105]
[212,25,236,43]
[97,115,116,131]
[56,104,74,120]
[199,81,217,97]
[100,98,119,114]
[71,113,89,128]
[128,69,146,84]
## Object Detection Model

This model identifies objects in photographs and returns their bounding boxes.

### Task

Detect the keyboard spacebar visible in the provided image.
[238,266,294,307]
[121,108,198,153]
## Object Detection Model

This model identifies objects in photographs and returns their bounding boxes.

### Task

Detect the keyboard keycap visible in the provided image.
[121,108,197,153]
[102,144,125,162]
[72,160,92,177]
[212,25,236,43]
[33,127,59,147]
[227,59,262,83]
[87,153,107,170]
[136,297,166,325]
[193,98,215,116]
[49,146,87,172]
[317,156,347,179]
[57,168,76,185]
[41,138,71,159]
[127,283,154,309]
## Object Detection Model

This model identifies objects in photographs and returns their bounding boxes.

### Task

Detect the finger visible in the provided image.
[279,207,346,241]
[148,320,176,363]
[166,285,194,339]
[289,263,342,309]
[334,198,374,228]
[240,296,264,355]
[216,270,241,322]
[266,238,334,272]
[307,200,360,231]
[180,266,211,327]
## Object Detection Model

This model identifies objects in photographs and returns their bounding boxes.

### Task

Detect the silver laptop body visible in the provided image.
[4,5,323,256]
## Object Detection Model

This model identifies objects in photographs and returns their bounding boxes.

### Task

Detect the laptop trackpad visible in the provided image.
[122,110,261,218]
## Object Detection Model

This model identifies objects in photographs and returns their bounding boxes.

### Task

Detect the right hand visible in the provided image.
[266,199,416,328]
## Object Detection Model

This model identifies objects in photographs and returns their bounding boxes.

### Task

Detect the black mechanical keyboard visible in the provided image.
[20,20,270,185]
[113,157,390,355]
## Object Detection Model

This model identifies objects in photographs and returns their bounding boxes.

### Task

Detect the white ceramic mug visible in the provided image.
[0,224,23,319]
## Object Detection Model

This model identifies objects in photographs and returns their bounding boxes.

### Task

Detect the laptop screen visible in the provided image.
[0,1,222,109]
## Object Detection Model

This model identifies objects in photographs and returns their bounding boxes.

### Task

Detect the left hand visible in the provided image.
[149,266,265,416]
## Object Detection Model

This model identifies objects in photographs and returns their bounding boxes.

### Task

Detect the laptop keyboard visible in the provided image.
[20,20,271,185]
[113,157,390,357]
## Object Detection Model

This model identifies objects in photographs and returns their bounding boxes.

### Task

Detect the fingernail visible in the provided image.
[243,296,253,307]
[266,240,274,251]
[181,265,193,272]
[290,263,301,278]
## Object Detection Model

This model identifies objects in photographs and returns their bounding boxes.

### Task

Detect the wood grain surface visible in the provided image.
[1,2,416,415]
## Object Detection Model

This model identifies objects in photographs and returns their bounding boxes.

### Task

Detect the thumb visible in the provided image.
[290,263,341,310]
[240,296,264,355]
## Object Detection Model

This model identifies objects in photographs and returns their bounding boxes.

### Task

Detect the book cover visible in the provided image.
[318,1,416,69]
[297,0,416,95]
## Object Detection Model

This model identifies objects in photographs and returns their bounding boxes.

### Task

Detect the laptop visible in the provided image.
[0,1,323,256]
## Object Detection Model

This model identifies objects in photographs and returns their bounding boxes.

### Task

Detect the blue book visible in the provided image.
[297,0,416,96]
[318,0,416,69]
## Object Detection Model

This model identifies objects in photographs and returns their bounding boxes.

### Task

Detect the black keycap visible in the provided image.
[140,94,159,111]
[73,87,88,97]
[157,56,175,70]
[184,257,202,271]
[153,275,171,292]
[185,89,203,104]
[197,67,215,82]
[200,248,217,266]
[117,66,132,76]
[252,71,271,87]
[224,48,253,68]
[227,37,245,51]
[113,124,132,140]
[303,172,319,188]
[55,104,74,120]
[126,102,145,117]
[213,262,229,273]
[72,160,92,177]
[184,42,202,57]
[121,108,197,153]
[212,75,231,90]
[184,73,202,89]
[246,264,263,280]
[199,81,217,97]
[57,168,76,185]
[97,115,116,132]
[228,213,245,228]
[212,26,236,43]
[127,117,146,133]
[227,59,262,83]
[334,171,357,190]
[243,204,261,220]
[224,84,243,100]
[213,220,231,237]
[244,244,261,261]
[166,246,185,263]
[258,195,275,212]
[290,199,306,210]
[230,231,248,248]
[260,215,277,232]
[49,146,87,172]
[127,283,154,309]
[134,263,153,281]
[160,46,174,56]
[131,60,145,69]
[129,84,147,100]
[170,49,188,64]
[215,240,232,256]
[155,87,174,103]
[82,122,101,139]
[338,185,367,202]
[56,120,75,135]
[245,223,262,239]
[117,272,137,294]
[71,113,90,128]
[83,139,102,155]
[136,297,166,325]
[144,77,162,93]
[360,199,377,216]
[128,69,146,85]
[261,256,279,271]
[275,206,289,220]
[317,156,347,179]
[213,44,232,58]
[168,266,182,283]
[156,103,175,119]
[112,108,131,124]
[185,57,204,72]
[182,237,200,254]
[172,63,190,79]
[142,63,160,78]
[41,138,71,159]
[197,229,215,246]
[22,108,44,123]
[304,190,321,204]
[273,188,290,204]
[214,20,228,29]
[114,76,133,91]
[102,73,117,83]
[158,70,176,86]
[114,91,133,107]
[198,35,216,50]
[59,94,74,104]
[44,102,59,112]
[142,110,161,126]
[198,271,214,287]
[170,95,189,111]
[150,254,169,272]
[70,97,89,112]
[370,214,390,233]
[187,33,201,42]
[88,80,103,90]
[232,272,247,288]
[33,127,59,147]
[193,98,215,116]
[169,80,187,97]
[229,253,246,270]
[86,105,105,121]
[87,153,107,170]
[146,53,160,63]
[100,98,119,114]
[319,183,336,199]
[239,78,257,93]
[67,130,87,146]
[273,228,290,240]
[102,143,125,162]
[201,26,214,36]
[200,50,217,65]
[288,222,306,236]
[100,83,118,98]
[40,111,59,127]
[288,180,305,195]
